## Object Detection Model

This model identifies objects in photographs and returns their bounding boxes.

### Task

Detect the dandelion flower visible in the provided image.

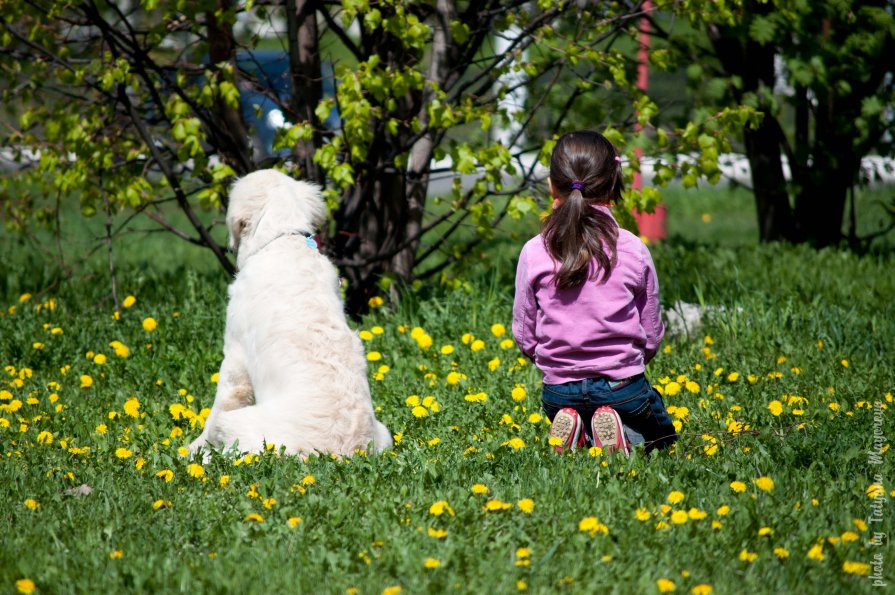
[807,543,824,561]
[368,296,383,308]
[429,500,454,517]
[440,344,454,355]
[758,527,774,537]
[446,372,462,385]
[123,397,141,418]
[691,584,712,595]
[667,491,685,504]
[16,579,36,594]
[664,382,681,396]
[578,516,609,536]
[423,558,441,569]
[142,317,157,332]
[367,351,382,362]
[187,463,205,478]
[287,517,303,528]
[768,401,783,416]
[502,437,525,449]
[115,448,133,459]
[842,561,870,576]
[427,527,447,539]
[739,550,758,563]
[753,476,775,492]
[485,499,512,512]
[656,578,676,593]
[470,484,489,495]
[471,339,485,352]
[866,484,884,498]
[774,547,790,559]
[411,406,428,418]
[155,469,174,482]
[517,499,535,513]
[729,481,747,493]
[109,341,130,358]
[24,499,39,510]
[80,375,93,388]
[635,508,651,521]
[245,513,264,522]
[670,510,688,525]
[491,323,506,337]
[511,386,526,401]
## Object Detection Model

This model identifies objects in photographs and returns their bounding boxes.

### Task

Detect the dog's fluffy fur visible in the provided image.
[189,169,392,456]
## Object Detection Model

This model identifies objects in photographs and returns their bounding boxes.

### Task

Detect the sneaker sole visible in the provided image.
[592,409,630,456]
[550,410,581,453]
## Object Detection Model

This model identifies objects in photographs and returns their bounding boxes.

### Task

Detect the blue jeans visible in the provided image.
[542,374,678,453]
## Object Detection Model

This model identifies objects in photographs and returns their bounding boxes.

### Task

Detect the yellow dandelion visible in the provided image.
[667,491,685,504]
[866,483,884,498]
[427,527,447,539]
[470,484,489,495]
[774,547,790,559]
[730,481,747,493]
[123,397,141,418]
[24,498,39,510]
[122,295,136,308]
[517,498,535,513]
[301,475,315,486]
[429,500,454,517]
[656,578,676,593]
[485,499,512,512]
[503,437,525,449]
[245,513,264,522]
[807,543,824,561]
[691,584,713,595]
[287,517,302,528]
[366,351,382,362]
[187,463,205,478]
[109,341,130,358]
[471,339,485,352]
[115,448,133,459]
[635,508,651,521]
[80,375,93,388]
[840,359,849,368]
[842,561,870,576]
[511,386,526,401]
[155,469,174,482]
[670,510,688,525]
[368,296,383,308]
[768,400,783,416]
[491,323,506,337]
[578,516,609,535]
[142,317,157,332]
[739,550,758,563]
[423,558,441,569]
[753,476,775,492]
[758,527,774,537]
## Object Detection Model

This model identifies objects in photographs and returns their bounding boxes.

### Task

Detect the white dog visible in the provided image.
[189,169,392,457]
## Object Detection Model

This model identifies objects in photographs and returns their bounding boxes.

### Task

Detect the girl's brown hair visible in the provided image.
[542,130,623,289]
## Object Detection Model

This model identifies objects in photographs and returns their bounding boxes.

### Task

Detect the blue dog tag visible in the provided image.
[305,235,318,250]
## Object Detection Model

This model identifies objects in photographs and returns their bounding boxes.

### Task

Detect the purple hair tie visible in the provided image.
[570,181,585,190]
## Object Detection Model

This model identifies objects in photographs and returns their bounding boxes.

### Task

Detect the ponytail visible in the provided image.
[543,130,622,290]
[543,195,618,290]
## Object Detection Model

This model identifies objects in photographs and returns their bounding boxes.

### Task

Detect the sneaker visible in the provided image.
[549,408,585,453]
[590,406,631,456]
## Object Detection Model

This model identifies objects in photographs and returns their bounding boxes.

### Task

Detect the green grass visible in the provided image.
[1,188,894,594]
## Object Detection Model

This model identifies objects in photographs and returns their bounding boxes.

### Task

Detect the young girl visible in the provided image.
[512,131,677,455]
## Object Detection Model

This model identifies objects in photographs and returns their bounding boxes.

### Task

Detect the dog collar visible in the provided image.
[251,230,318,257]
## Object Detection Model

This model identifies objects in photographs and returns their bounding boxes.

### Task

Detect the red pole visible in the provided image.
[632,0,667,242]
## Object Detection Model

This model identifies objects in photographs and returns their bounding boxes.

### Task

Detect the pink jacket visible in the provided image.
[512,207,664,385]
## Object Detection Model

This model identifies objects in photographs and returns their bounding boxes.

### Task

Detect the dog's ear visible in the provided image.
[229,217,250,253]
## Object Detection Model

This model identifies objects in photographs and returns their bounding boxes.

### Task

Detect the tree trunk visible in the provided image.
[206,0,252,176]
[286,0,325,186]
